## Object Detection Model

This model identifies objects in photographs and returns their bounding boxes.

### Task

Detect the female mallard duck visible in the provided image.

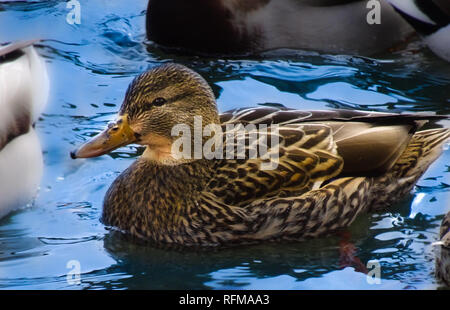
[435,211,450,286]
[146,0,414,55]
[71,63,450,247]
[388,0,450,62]
[0,41,49,219]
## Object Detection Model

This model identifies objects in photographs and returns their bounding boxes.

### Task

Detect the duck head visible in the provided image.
[71,64,219,163]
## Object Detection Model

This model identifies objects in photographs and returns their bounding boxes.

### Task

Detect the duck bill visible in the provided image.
[71,114,136,159]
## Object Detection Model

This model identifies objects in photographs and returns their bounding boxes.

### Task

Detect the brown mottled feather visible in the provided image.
[207,124,342,207]
[436,211,450,287]
[440,212,450,247]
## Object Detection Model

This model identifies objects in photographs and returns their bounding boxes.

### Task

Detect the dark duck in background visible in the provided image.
[145,0,414,55]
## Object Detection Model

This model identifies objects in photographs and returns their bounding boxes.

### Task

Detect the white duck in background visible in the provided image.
[388,0,450,62]
[0,40,49,219]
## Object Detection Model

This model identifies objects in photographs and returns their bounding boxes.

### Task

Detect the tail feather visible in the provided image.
[392,128,450,177]
[244,128,449,239]
[370,128,450,210]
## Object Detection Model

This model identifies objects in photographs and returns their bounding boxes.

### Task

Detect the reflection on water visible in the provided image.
[0,0,449,290]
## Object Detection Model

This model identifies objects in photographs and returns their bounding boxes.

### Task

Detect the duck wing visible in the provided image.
[220,107,447,175]
[206,120,343,207]
[0,41,38,152]
[387,0,450,35]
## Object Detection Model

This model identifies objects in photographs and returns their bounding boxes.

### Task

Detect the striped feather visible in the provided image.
[207,123,343,207]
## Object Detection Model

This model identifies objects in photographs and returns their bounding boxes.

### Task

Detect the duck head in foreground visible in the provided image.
[72,64,450,247]
[72,64,219,163]
[0,40,49,219]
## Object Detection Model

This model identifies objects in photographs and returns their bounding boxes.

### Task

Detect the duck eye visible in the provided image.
[152,97,166,106]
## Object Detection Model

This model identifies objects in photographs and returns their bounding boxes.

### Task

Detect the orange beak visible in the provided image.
[70,114,136,159]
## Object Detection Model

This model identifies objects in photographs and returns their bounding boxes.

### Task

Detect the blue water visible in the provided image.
[0,0,449,290]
